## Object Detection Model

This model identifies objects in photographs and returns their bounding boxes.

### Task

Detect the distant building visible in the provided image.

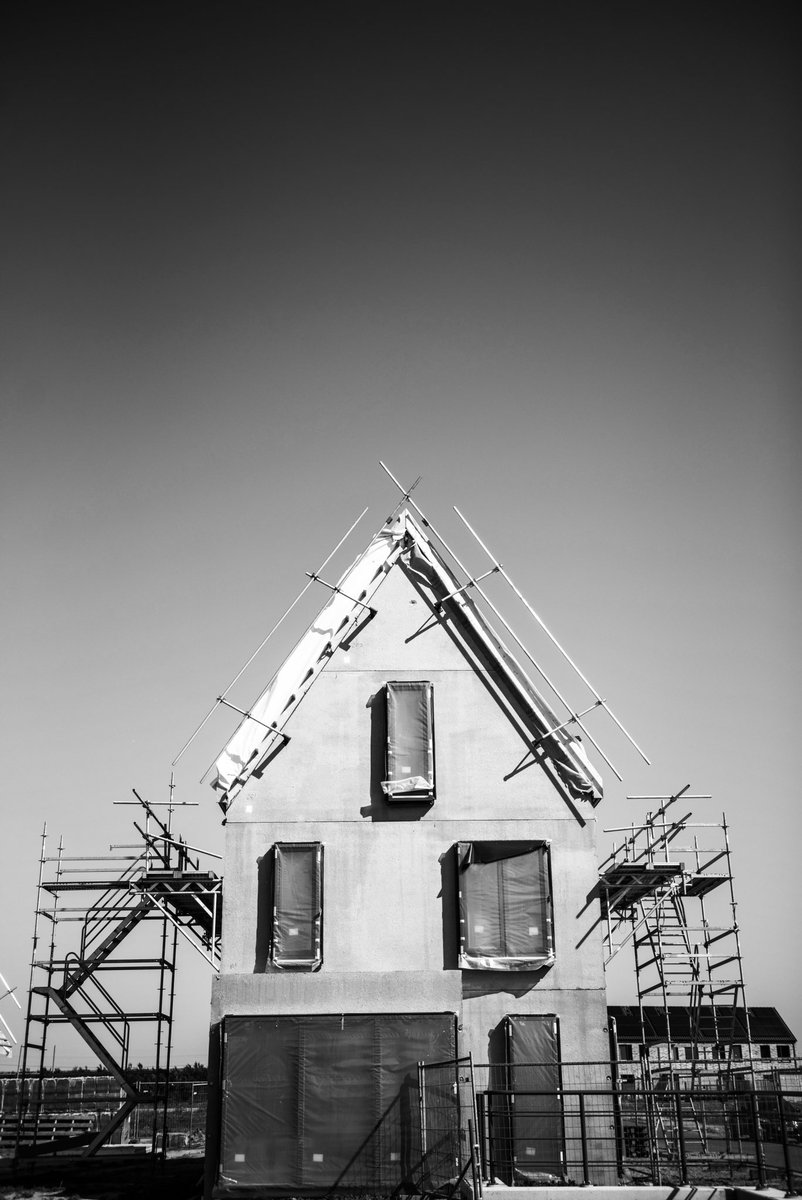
[608,1004,798,1072]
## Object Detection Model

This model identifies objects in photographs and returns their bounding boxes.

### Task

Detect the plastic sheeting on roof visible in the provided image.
[402,515,603,805]
[212,509,603,808]
[211,515,407,799]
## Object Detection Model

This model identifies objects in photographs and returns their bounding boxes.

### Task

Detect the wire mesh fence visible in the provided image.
[0,1075,208,1155]
[419,1060,802,1193]
[3,1062,800,1193]
[418,1057,481,1195]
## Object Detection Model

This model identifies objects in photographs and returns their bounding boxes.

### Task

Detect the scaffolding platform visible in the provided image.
[600,786,751,1069]
[682,872,727,898]
[601,862,683,912]
[16,794,222,1160]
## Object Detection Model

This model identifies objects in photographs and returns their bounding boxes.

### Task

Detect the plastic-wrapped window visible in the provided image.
[457,841,554,970]
[271,843,323,970]
[504,1014,564,1181]
[219,1012,457,1190]
[383,681,435,800]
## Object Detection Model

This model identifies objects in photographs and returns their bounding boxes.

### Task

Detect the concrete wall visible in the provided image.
[214,563,609,1067]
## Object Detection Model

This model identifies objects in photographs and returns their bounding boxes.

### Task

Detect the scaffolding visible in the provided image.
[16,791,221,1158]
[600,785,751,1075]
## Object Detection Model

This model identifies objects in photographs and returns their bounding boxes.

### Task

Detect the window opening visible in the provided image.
[271,843,323,970]
[456,841,554,971]
[383,681,435,800]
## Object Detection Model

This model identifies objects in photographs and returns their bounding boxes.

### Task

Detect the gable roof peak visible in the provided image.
[211,506,603,812]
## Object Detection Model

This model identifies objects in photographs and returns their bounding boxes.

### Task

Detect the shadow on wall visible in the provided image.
[487,1020,509,1087]
[253,850,275,972]
[439,847,460,969]
[360,689,431,822]
[574,879,605,951]
[462,971,547,1000]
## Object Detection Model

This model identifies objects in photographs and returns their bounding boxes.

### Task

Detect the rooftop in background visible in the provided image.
[609,1005,797,1045]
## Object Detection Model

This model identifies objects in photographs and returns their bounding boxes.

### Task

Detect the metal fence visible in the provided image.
[418,1056,482,1195]
[0,1075,207,1155]
[4,1063,800,1192]
[417,1061,802,1193]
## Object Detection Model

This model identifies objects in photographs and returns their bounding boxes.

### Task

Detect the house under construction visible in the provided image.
[8,471,798,1194]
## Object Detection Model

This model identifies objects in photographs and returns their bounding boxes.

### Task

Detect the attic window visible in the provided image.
[382,681,435,801]
[457,841,554,971]
[271,843,323,970]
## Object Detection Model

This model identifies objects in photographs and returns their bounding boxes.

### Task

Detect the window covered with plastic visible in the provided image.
[504,1014,564,1182]
[219,1013,457,1191]
[382,681,435,800]
[457,841,553,970]
[271,843,323,970]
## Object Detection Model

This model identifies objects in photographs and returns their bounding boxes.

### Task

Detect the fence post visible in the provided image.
[475,1091,486,1184]
[776,1089,796,1197]
[579,1093,590,1185]
[468,1118,480,1198]
[486,1092,495,1184]
[749,1089,767,1189]
[674,1085,688,1186]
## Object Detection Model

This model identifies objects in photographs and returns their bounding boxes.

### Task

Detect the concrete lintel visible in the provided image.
[211,969,462,1021]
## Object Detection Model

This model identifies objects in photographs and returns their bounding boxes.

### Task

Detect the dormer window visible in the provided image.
[382,681,435,801]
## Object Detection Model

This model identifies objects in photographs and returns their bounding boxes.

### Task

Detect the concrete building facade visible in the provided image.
[207,509,612,1193]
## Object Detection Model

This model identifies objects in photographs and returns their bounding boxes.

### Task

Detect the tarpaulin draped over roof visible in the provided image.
[211,509,603,808]
[211,515,407,799]
[402,513,602,805]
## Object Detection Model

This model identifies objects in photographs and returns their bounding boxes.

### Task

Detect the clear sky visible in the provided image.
[1,5,799,1068]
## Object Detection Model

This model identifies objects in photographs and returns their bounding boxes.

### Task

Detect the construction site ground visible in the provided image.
[0,1150,203,1200]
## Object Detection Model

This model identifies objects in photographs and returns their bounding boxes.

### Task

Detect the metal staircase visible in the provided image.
[63,897,156,998]
[16,792,222,1158]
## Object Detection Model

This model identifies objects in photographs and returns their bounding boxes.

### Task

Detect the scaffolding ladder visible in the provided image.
[600,787,753,1166]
